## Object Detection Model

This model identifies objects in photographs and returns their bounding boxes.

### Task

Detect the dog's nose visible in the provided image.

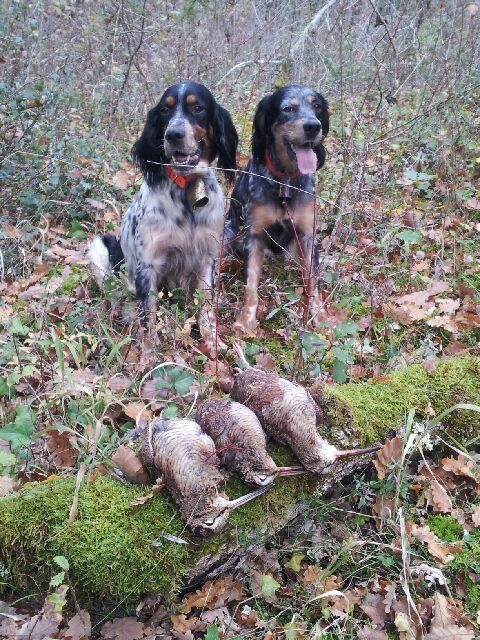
[303,119,321,137]
[165,127,185,142]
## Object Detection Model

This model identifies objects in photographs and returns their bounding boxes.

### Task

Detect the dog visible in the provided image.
[228,84,329,335]
[88,82,238,350]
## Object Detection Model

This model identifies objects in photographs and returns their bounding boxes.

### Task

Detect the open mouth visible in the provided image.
[171,152,201,168]
[284,138,317,175]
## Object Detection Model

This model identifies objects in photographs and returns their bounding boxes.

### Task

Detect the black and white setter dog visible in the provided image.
[88,82,238,350]
[228,85,329,334]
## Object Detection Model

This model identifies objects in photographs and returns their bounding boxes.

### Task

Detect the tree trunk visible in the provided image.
[0,356,478,606]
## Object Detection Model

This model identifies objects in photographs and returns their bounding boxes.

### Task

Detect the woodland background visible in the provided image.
[0,1,479,639]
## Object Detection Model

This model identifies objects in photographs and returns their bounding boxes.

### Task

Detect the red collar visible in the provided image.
[264,152,300,180]
[165,165,196,188]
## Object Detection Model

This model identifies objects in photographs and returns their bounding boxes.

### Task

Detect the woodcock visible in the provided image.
[231,347,380,473]
[138,418,268,534]
[196,398,304,486]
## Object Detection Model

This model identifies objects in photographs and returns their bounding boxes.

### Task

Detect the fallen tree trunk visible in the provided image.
[0,356,478,605]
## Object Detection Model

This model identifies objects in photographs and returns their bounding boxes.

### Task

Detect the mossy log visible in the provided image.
[0,356,478,606]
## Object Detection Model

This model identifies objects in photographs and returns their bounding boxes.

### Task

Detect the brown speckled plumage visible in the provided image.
[231,368,339,473]
[196,398,278,485]
[138,418,267,534]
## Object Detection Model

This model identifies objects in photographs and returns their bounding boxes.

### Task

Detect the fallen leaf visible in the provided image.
[372,495,395,528]
[124,402,153,422]
[45,429,78,469]
[441,455,479,482]
[426,480,453,514]
[181,576,244,613]
[359,592,386,626]
[255,352,276,370]
[111,445,150,484]
[199,607,229,624]
[358,628,388,640]
[410,523,462,563]
[423,591,475,639]
[374,438,403,479]
[100,617,145,639]
[235,605,260,628]
[171,614,198,633]
[63,610,91,639]
[107,375,133,393]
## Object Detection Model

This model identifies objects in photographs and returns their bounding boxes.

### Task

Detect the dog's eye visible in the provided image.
[192,105,204,114]
[312,102,322,111]
[159,106,170,115]
[282,105,295,113]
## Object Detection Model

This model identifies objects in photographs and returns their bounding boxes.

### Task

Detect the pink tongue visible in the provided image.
[294,147,317,174]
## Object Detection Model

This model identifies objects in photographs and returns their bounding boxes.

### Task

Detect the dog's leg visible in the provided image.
[297,232,322,326]
[135,262,158,348]
[196,259,227,353]
[234,236,265,335]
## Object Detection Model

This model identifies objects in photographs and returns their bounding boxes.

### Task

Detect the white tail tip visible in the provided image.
[87,237,112,288]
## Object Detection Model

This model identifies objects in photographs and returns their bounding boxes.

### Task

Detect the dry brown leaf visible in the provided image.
[111,445,150,484]
[235,605,260,628]
[124,402,153,422]
[45,429,78,468]
[199,607,229,624]
[358,628,388,640]
[62,610,91,639]
[383,581,397,614]
[107,375,133,393]
[255,352,276,370]
[426,480,453,514]
[372,495,395,528]
[359,592,386,626]
[329,586,367,618]
[181,576,244,613]
[110,169,136,190]
[424,626,474,639]
[16,614,60,640]
[374,437,403,479]
[100,617,145,640]
[441,455,479,482]
[410,524,462,563]
[171,614,198,633]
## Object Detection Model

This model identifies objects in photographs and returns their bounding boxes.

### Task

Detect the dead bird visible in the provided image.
[138,418,268,534]
[195,398,304,486]
[231,345,380,474]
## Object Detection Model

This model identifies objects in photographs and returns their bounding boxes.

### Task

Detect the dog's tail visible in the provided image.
[87,234,124,288]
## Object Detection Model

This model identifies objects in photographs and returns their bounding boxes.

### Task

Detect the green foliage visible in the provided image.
[0,405,36,451]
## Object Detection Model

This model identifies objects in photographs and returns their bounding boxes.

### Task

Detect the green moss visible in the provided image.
[319,356,480,446]
[0,465,318,605]
[448,530,480,618]
[427,515,463,542]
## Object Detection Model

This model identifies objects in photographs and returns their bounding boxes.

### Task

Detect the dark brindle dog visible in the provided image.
[228,85,329,334]
[88,82,238,350]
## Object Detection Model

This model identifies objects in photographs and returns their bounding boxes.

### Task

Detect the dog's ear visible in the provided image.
[131,105,165,179]
[251,95,272,162]
[313,93,329,170]
[212,104,238,184]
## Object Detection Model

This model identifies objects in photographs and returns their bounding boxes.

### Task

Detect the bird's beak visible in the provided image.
[336,444,382,459]
[276,466,306,476]
[227,485,270,511]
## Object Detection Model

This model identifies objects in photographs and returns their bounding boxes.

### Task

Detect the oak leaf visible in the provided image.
[441,455,479,482]
[374,438,403,479]
[100,617,145,639]
[181,576,244,613]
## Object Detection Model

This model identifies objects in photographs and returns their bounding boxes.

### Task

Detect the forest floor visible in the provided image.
[0,77,480,640]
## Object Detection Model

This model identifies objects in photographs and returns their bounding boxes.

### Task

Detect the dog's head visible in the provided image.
[252,85,329,176]
[133,82,238,184]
